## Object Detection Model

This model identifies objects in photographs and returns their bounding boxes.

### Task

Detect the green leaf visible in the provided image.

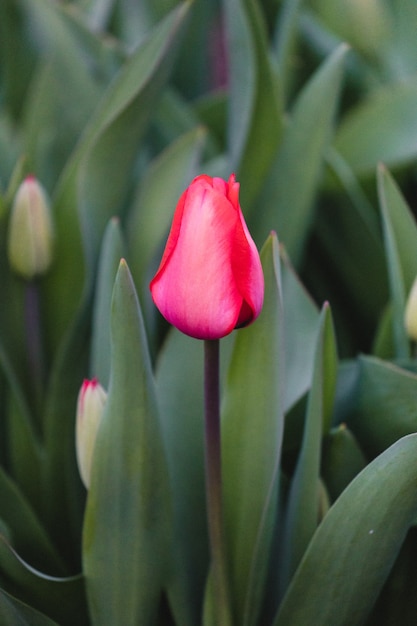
[156,331,207,626]
[280,248,319,411]
[273,0,304,103]
[377,164,417,358]
[0,588,60,626]
[221,233,285,626]
[83,260,171,626]
[224,0,283,207]
[274,433,417,626]
[90,218,124,387]
[321,424,367,502]
[334,81,417,175]
[0,537,87,626]
[42,1,191,353]
[252,44,348,263]
[347,355,417,458]
[155,329,234,626]
[279,303,338,594]
[0,466,64,577]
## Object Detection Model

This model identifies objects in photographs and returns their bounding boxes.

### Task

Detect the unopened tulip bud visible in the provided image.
[150,174,264,339]
[7,175,54,280]
[76,378,107,489]
[405,277,417,341]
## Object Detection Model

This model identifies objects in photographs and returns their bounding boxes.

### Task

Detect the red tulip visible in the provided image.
[150,174,264,340]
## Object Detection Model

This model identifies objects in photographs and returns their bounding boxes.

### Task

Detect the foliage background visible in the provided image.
[1,0,417,624]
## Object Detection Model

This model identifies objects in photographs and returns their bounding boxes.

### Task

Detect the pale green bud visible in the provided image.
[76,378,107,489]
[404,277,417,341]
[7,175,54,280]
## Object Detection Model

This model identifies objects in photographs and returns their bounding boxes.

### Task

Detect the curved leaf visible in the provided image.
[274,434,417,626]
[334,81,417,175]
[83,260,171,626]
[279,303,337,594]
[90,218,124,387]
[222,233,285,626]
[43,1,191,352]
[253,44,348,262]
[0,588,59,626]
[377,164,417,358]
[224,0,283,207]
[347,355,417,458]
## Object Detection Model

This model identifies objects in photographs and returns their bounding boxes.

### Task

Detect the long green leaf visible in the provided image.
[274,433,417,626]
[252,44,347,263]
[224,0,283,208]
[377,164,417,358]
[0,537,87,626]
[83,260,171,626]
[279,303,337,595]
[42,1,191,353]
[281,248,319,411]
[0,588,60,626]
[90,218,124,387]
[334,81,417,175]
[347,355,417,458]
[221,233,285,626]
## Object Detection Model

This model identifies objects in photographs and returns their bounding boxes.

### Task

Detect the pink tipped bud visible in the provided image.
[405,277,417,341]
[7,175,54,280]
[76,378,107,489]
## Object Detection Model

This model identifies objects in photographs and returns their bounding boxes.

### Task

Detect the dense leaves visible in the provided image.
[0,1,417,625]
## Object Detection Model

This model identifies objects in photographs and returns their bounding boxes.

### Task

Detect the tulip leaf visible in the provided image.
[252,44,348,263]
[43,1,191,353]
[90,218,124,387]
[321,424,367,503]
[41,304,89,570]
[0,465,65,576]
[334,80,417,175]
[155,328,235,626]
[156,331,207,626]
[273,433,417,626]
[279,303,338,595]
[221,233,285,626]
[223,0,283,208]
[83,260,172,626]
[377,164,417,358]
[0,536,87,626]
[273,0,304,103]
[346,355,417,458]
[280,248,319,411]
[0,588,60,626]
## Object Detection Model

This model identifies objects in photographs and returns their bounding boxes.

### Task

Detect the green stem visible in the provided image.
[204,339,233,626]
[25,281,44,426]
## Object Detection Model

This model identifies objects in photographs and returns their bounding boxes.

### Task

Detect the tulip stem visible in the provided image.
[25,281,44,426]
[204,339,233,626]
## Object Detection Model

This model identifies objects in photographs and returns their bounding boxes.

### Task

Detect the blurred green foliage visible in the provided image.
[1,0,417,624]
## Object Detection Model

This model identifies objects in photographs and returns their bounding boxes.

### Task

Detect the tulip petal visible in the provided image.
[150,174,264,339]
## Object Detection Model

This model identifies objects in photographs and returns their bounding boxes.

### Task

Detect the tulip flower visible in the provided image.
[150,174,264,340]
[76,378,107,489]
[405,276,417,341]
[7,175,54,280]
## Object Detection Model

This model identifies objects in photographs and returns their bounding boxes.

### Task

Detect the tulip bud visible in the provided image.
[76,378,107,489]
[7,175,54,280]
[405,277,417,341]
[150,174,264,339]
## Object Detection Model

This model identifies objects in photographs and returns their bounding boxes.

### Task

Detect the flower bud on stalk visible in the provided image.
[7,175,54,280]
[150,173,264,339]
[76,378,107,489]
[405,277,417,341]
